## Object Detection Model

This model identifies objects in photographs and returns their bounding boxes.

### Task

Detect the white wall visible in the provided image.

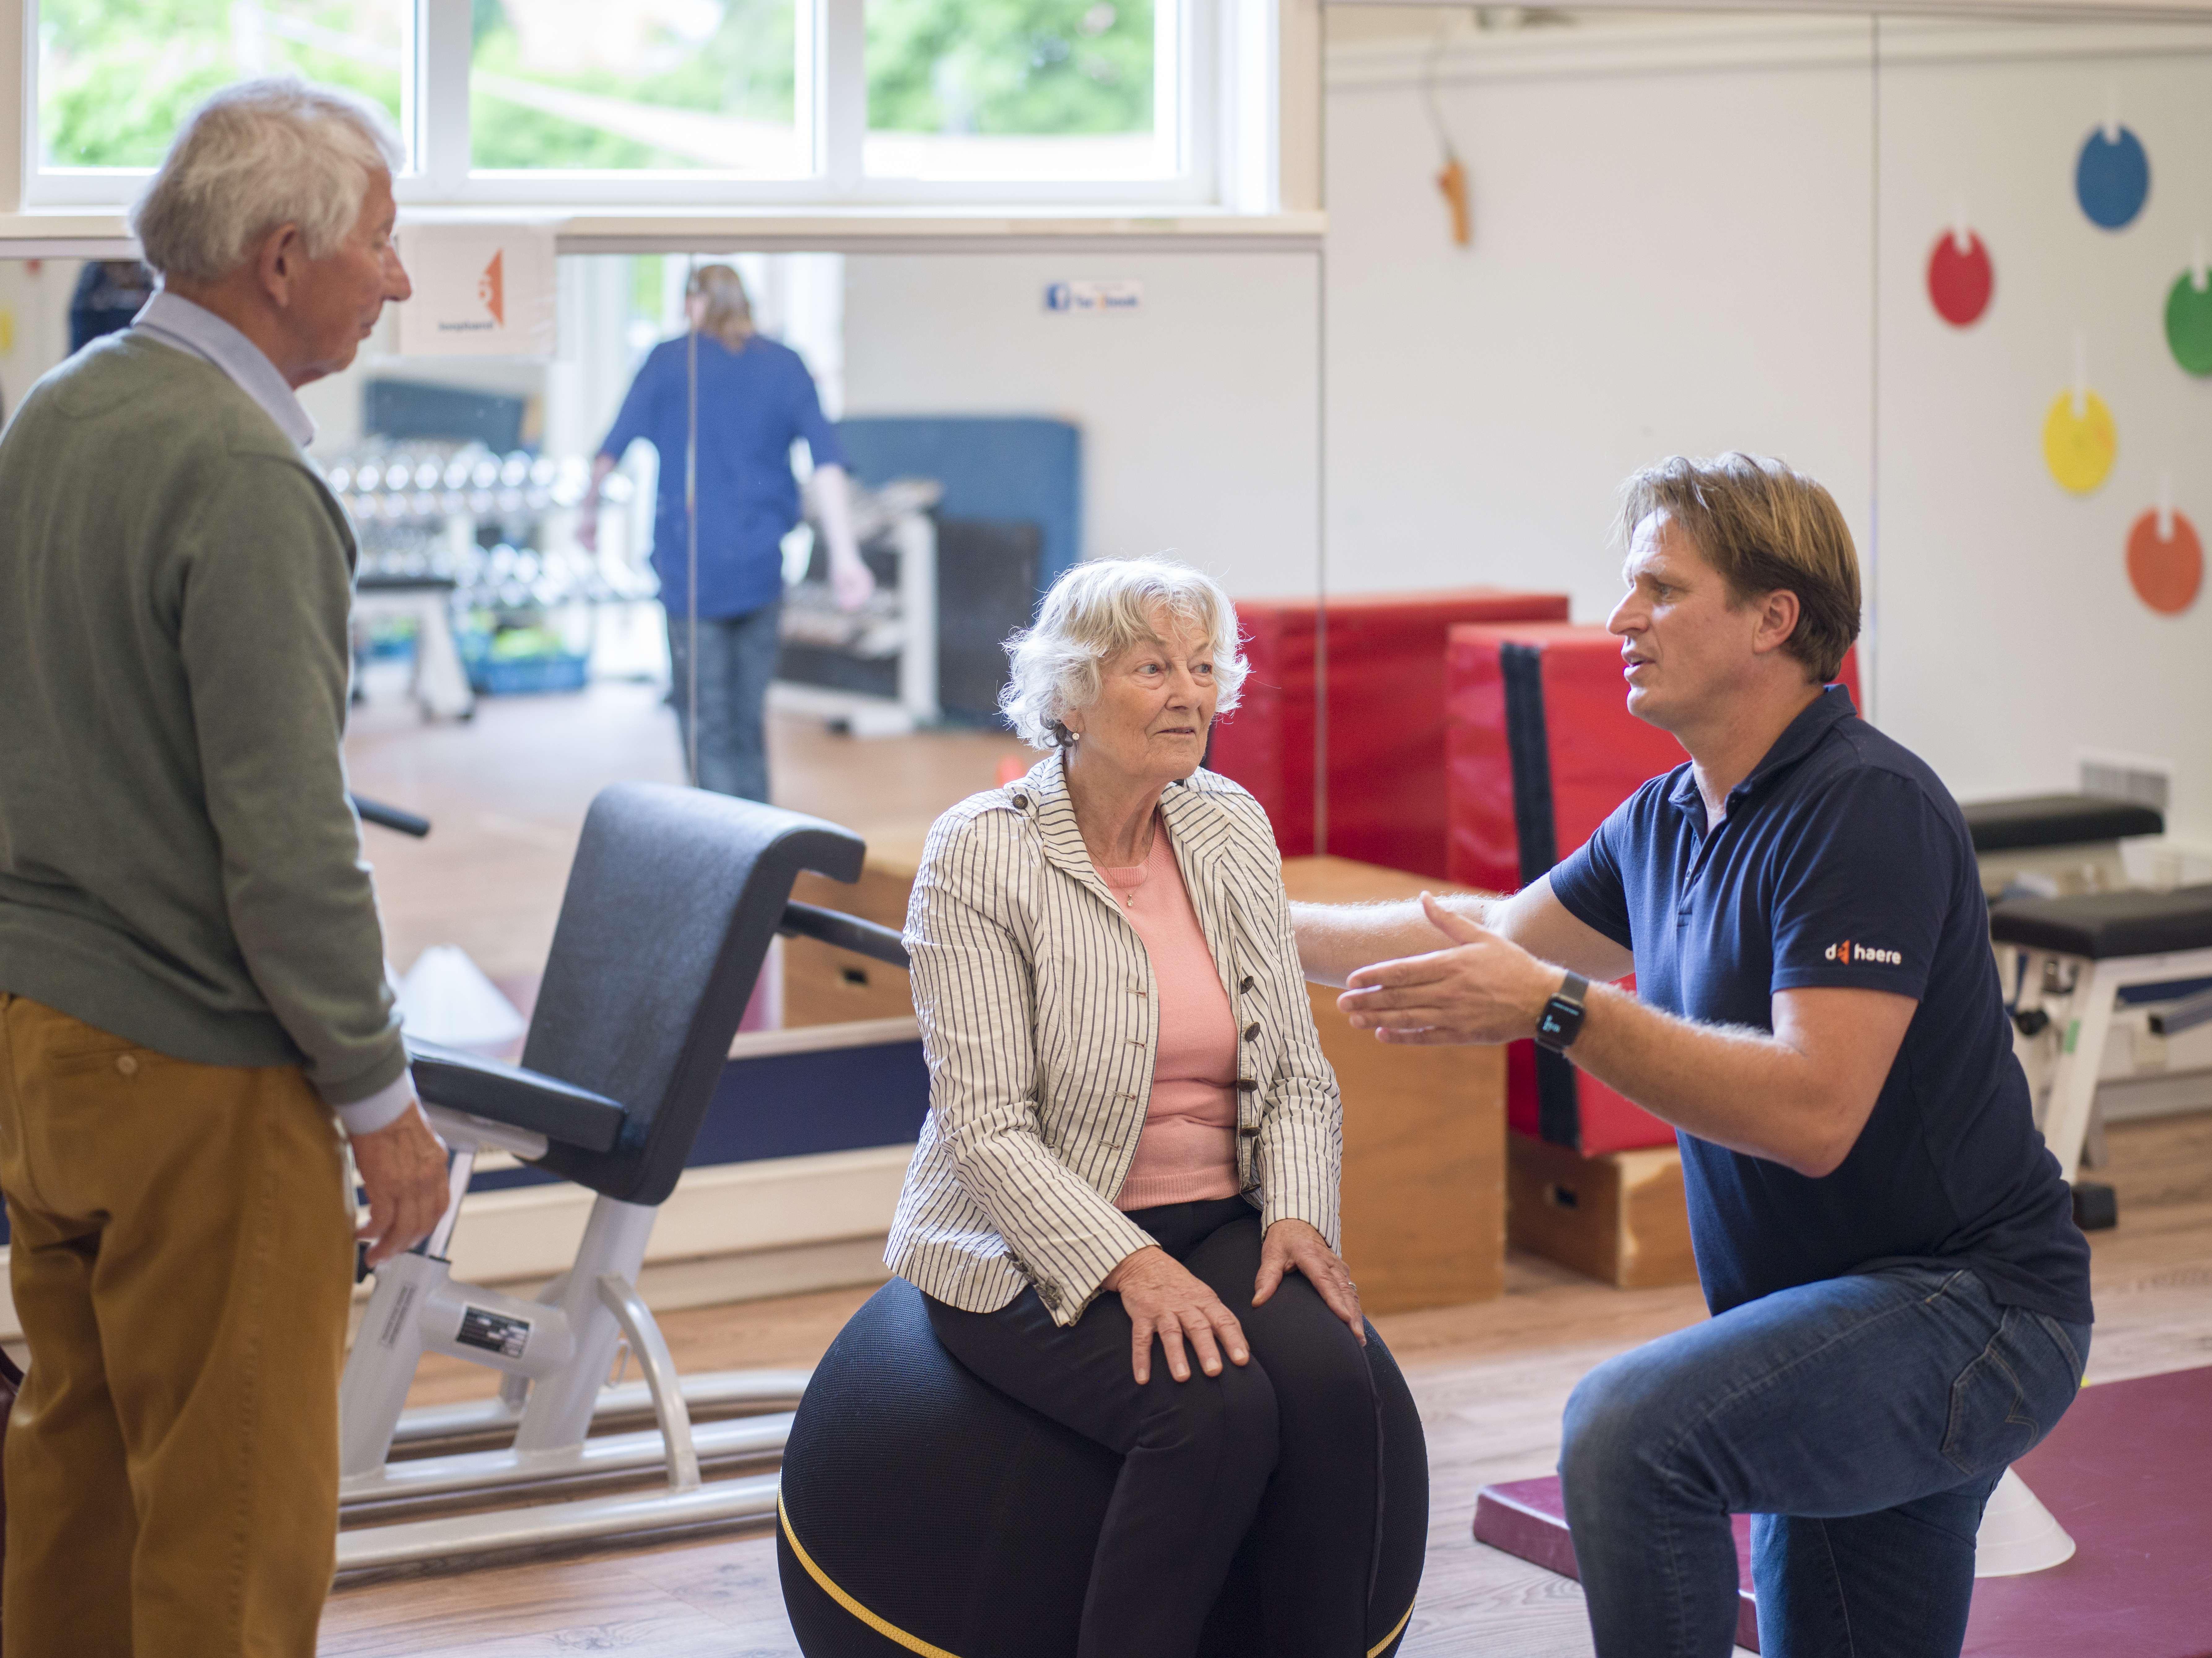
[1323,10,2212,839]
[0,256,83,414]
[1326,13,1880,627]
[1873,29,2212,832]
[839,250,1323,599]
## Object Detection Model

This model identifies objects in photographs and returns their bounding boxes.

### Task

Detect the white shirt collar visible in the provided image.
[131,289,317,449]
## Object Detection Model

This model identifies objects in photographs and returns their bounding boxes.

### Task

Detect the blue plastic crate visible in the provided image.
[465,652,590,696]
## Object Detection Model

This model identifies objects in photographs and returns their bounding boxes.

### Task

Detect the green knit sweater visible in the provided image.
[0,331,404,1106]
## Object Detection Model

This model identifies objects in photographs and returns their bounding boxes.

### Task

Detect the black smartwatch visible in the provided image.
[1534,971,1590,1053]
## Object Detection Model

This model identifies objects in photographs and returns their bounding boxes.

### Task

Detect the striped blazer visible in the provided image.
[885,751,1342,1329]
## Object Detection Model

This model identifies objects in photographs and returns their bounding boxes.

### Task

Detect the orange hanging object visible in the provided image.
[1436,155,1471,247]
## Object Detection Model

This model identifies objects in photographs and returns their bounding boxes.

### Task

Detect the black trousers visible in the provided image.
[925,1198,1384,1658]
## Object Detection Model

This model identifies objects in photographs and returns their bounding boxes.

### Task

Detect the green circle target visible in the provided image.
[2169,271,2212,376]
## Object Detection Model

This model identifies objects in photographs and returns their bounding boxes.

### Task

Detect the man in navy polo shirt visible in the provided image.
[1294,453,2091,1658]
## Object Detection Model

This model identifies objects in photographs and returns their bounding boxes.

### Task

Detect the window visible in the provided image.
[38,0,411,172]
[22,0,1256,209]
[470,0,800,174]
[865,0,1179,181]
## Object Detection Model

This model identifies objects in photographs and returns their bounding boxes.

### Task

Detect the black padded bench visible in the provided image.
[1962,794,2166,854]
[1961,793,2164,901]
[1989,883,2212,1221]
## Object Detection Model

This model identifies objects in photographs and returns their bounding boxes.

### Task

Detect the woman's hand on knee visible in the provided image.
[1104,1246,1251,1385]
[1253,1220,1367,1345]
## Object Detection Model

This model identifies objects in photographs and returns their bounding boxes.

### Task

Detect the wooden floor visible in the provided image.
[322,1111,2212,1658]
[328,681,2212,1656]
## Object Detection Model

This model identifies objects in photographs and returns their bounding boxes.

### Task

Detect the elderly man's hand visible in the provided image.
[1338,892,1566,1046]
[1105,1245,1250,1386]
[352,1103,451,1266]
[1254,1218,1365,1344]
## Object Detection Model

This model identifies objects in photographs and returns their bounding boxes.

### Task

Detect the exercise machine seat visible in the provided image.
[1960,794,2164,853]
[778,1278,1428,1658]
[402,781,867,1206]
[1988,884,2212,960]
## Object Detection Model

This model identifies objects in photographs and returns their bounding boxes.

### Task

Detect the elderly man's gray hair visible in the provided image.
[1000,557,1249,749]
[130,79,402,284]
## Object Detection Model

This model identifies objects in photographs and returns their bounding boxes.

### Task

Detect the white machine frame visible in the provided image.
[351,587,476,722]
[2008,940,2212,1185]
[335,1103,804,1572]
[769,509,938,736]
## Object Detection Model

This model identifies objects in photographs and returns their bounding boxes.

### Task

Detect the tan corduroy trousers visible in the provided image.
[0,994,354,1658]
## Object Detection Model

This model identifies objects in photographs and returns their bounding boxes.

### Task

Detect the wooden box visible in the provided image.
[1506,1130,1697,1290]
[1282,856,1505,1312]
[783,832,926,1028]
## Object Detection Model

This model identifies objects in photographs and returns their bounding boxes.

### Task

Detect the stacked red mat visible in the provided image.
[1208,589,1568,880]
[1445,624,1860,1154]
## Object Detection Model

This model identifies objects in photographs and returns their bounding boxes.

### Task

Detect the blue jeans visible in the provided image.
[665,602,781,803]
[1559,1266,2089,1658]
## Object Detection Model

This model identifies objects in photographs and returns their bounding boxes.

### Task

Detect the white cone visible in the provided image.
[396,945,528,1051]
[1975,1467,2076,1577]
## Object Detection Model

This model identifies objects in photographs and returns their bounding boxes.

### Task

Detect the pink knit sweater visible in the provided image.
[1100,817,1242,1211]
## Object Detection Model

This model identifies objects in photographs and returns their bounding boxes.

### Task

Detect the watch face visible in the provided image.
[1536,990,1585,1051]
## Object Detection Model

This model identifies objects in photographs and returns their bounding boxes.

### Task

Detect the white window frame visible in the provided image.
[19,0,1275,213]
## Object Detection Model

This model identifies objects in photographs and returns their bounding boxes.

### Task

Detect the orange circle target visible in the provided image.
[2126,510,2202,616]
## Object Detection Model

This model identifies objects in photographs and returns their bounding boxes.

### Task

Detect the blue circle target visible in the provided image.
[2076,124,2150,230]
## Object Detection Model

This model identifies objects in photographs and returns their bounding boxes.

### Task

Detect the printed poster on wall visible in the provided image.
[396,224,558,358]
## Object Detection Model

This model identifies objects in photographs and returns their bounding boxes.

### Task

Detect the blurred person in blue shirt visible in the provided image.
[579,263,872,802]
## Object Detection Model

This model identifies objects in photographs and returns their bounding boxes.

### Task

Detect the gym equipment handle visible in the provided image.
[2148,986,2212,1038]
[352,794,431,838]
[779,901,911,969]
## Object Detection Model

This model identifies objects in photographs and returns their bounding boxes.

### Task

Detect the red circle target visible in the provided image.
[1927,231,1993,328]
[2126,510,2202,616]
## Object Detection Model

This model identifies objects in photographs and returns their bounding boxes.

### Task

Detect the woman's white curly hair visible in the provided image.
[999,557,1249,750]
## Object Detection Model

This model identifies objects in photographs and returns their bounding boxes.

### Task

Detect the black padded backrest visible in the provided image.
[521,782,864,1204]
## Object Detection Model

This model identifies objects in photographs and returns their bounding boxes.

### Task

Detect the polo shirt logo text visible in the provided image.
[1824,939,1902,965]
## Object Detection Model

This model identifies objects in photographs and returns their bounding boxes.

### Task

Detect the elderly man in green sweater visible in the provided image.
[0,81,450,1656]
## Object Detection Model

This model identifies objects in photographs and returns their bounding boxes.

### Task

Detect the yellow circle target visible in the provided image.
[2043,390,2116,495]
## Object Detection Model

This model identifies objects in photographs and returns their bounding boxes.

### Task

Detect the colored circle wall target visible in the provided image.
[2075,125,2150,230]
[2043,391,2116,494]
[2167,271,2212,376]
[1927,231,1993,327]
[2126,510,2202,615]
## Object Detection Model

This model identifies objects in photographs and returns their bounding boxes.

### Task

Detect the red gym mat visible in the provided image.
[1445,624,1686,1152]
[1445,625,1862,1154]
[1206,588,1567,878]
[1471,1365,2212,1656]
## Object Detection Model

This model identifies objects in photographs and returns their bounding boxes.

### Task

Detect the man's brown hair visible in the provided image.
[1617,453,1862,683]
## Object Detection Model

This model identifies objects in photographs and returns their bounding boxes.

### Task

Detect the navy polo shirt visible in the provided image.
[1549,687,2092,1325]
[599,333,846,620]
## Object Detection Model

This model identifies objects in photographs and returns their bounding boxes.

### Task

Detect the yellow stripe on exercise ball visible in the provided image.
[779,1491,963,1658]
[1369,1598,1416,1657]
[780,1488,1416,1658]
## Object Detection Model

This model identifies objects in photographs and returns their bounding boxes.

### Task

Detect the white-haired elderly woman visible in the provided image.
[886,558,1387,1657]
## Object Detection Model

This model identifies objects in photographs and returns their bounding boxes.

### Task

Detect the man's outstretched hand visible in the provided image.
[1336,892,1565,1046]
